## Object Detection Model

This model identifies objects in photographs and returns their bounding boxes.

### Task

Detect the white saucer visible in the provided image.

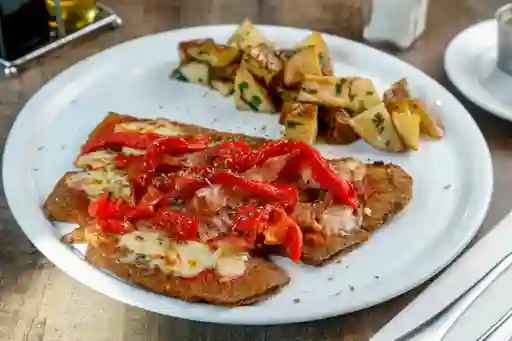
[444,19,512,122]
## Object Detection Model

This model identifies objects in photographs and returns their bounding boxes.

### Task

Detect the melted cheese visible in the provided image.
[66,170,132,199]
[119,231,170,256]
[118,231,248,279]
[216,253,249,278]
[332,158,367,183]
[121,147,146,156]
[114,120,184,136]
[319,206,360,236]
[75,150,116,169]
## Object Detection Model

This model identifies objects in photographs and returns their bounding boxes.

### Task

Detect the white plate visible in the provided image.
[445,20,512,122]
[3,25,493,325]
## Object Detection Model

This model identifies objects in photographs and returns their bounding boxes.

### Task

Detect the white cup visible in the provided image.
[496,3,512,75]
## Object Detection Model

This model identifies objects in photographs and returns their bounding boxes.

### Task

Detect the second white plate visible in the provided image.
[3,24,493,325]
[445,19,512,122]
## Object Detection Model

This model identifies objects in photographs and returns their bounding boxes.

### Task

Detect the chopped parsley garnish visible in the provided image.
[372,112,385,134]
[170,68,188,82]
[285,121,302,129]
[335,82,342,96]
[238,81,262,111]
[238,81,249,91]
[366,90,374,96]
[251,95,262,109]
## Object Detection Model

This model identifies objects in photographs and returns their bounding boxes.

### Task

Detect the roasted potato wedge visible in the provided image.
[350,103,404,152]
[388,99,443,139]
[391,111,420,151]
[278,90,300,124]
[179,39,239,68]
[383,78,411,105]
[409,100,444,139]
[297,75,350,107]
[170,62,210,85]
[319,107,359,144]
[298,32,333,76]
[283,102,318,144]
[297,75,381,112]
[211,80,234,96]
[211,63,239,81]
[344,78,382,114]
[178,38,213,63]
[283,46,322,87]
[242,44,283,85]
[234,66,276,112]
[228,19,272,50]
[275,48,300,63]
[280,89,299,102]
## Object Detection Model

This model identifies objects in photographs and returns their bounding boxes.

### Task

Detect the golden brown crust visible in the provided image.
[362,162,413,232]
[301,229,370,265]
[87,112,139,143]
[44,171,90,224]
[85,234,290,306]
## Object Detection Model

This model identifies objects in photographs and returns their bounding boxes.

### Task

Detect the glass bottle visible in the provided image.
[0,0,51,61]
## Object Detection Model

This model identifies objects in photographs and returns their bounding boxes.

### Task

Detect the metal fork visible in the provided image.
[476,306,512,341]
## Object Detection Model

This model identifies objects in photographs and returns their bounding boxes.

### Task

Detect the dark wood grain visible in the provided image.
[0,0,511,340]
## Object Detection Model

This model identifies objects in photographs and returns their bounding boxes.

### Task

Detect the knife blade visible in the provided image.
[371,211,512,341]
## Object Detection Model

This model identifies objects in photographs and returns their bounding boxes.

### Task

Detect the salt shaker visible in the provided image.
[363,0,429,50]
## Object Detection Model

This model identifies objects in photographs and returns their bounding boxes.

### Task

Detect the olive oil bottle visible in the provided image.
[46,0,98,32]
[0,0,51,61]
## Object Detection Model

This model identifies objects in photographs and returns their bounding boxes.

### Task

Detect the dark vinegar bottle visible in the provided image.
[0,0,51,61]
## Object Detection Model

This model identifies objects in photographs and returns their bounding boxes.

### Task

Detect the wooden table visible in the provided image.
[1,0,511,340]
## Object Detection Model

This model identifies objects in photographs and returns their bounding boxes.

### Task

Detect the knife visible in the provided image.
[371,211,512,341]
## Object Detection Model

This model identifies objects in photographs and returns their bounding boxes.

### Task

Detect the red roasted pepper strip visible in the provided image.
[125,187,169,219]
[97,219,132,234]
[296,142,358,209]
[114,154,143,169]
[210,140,255,171]
[232,205,271,236]
[211,172,299,209]
[144,136,208,169]
[88,193,135,234]
[88,193,134,220]
[81,132,162,155]
[232,204,303,264]
[151,208,199,241]
[252,140,296,167]
[283,221,303,264]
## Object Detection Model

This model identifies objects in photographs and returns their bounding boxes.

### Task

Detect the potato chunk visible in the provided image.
[228,19,272,50]
[350,103,404,152]
[170,62,210,85]
[283,102,318,144]
[298,32,333,76]
[283,46,322,87]
[234,67,276,112]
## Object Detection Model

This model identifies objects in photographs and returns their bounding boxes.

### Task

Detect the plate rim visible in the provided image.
[2,24,494,325]
[444,19,512,122]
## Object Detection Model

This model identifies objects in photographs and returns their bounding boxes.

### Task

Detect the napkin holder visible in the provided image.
[0,2,122,78]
